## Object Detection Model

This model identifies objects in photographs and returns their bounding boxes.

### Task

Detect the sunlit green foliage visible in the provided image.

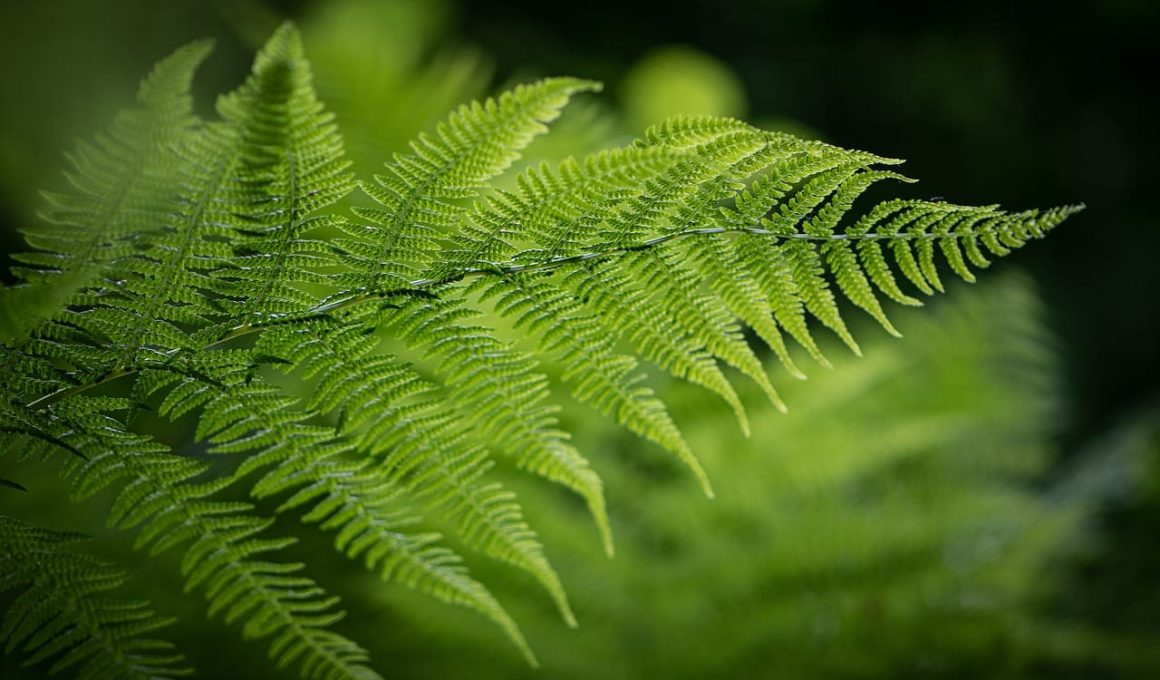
[375,274,1086,679]
[0,22,1076,679]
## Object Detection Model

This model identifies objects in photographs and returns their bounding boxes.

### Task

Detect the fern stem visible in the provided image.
[23,223,1040,411]
[25,367,139,409]
[298,224,1032,316]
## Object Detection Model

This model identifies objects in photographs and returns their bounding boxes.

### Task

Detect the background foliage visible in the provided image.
[1,1,1157,678]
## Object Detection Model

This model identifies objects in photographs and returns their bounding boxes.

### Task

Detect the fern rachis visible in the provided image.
[0,22,1079,680]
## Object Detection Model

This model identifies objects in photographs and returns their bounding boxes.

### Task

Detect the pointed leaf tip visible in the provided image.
[137,38,215,104]
[259,21,305,64]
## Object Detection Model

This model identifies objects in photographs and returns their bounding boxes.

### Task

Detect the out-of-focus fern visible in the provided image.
[0,21,1078,679]
[374,275,1082,679]
[0,515,187,680]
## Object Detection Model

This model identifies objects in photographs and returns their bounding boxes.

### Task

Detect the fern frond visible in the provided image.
[1,21,1081,678]
[276,457,536,666]
[452,145,682,267]
[374,296,580,622]
[210,23,353,324]
[146,338,538,664]
[41,394,379,680]
[5,26,381,680]
[424,113,1077,491]
[329,76,614,578]
[384,274,1076,680]
[12,40,211,290]
[473,270,712,494]
[256,306,576,629]
[338,76,601,289]
[0,515,188,679]
[0,41,211,406]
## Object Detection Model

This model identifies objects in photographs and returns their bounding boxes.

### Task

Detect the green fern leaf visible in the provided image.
[340,77,601,289]
[0,515,188,679]
[12,40,210,290]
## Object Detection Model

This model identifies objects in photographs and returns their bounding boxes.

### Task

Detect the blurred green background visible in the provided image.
[1,0,1158,677]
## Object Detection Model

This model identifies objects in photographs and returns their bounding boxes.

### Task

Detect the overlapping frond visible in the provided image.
[337,76,601,288]
[147,338,537,664]
[444,115,1078,490]
[252,304,573,627]
[49,395,377,680]
[0,515,187,680]
[0,40,212,409]
[329,75,610,581]
[12,40,210,290]
[210,24,353,324]
[3,25,380,680]
[0,20,1079,680]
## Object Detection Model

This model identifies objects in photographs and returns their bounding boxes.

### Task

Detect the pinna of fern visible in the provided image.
[0,515,188,680]
[0,20,1079,680]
